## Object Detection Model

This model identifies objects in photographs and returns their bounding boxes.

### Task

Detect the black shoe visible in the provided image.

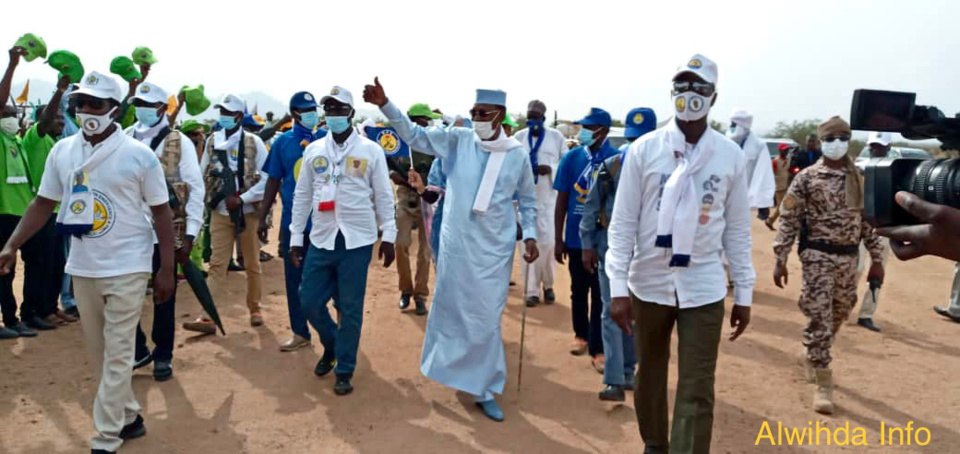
[64,306,80,318]
[119,414,146,440]
[525,296,540,307]
[0,326,18,339]
[25,315,57,331]
[414,298,428,316]
[857,318,881,332]
[643,446,667,454]
[599,385,626,402]
[544,288,556,304]
[259,251,273,262]
[228,261,245,272]
[133,352,153,370]
[314,355,336,377]
[334,374,354,395]
[934,306,960,323]
[11,322,37,338]
[153,361,173,382]
[509,281,516,287]
[399,294,411,311]
[92,450,114,454]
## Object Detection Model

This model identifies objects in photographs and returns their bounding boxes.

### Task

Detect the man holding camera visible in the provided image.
[772,116,885,415]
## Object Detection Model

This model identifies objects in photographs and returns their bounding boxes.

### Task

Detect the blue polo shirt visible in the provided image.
[262,123,327,233]
[554,140,620,249]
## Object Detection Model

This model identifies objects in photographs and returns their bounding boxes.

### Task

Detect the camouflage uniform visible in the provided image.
[773,160,884,369]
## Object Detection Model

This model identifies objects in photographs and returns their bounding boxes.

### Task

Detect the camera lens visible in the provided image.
[910,158,960,208]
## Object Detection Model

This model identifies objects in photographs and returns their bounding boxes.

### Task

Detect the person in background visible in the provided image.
[555,108,618,371]
[621,107,656,151]
[934,264,960,323]
[607,54,754,453]
[258,91,327,351]
[727,109,776,220]
[764,143,792,230]
[502,113,518,137]
[851,132,893,332]
[790,133,822,179]
[179,119,211,271]
[773,116,885,414]
[514,100,567,307]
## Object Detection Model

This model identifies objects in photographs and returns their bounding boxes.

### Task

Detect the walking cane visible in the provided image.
[517,258,532,402]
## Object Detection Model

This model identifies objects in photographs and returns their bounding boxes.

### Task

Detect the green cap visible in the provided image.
[502,114,518,128]
[14,33,46,62]
[46,50,84,83]
[132,46,157,65]
[180,85,211,116]
[109,56,141,82]
[407,103,441,119]
[180,119,210,134]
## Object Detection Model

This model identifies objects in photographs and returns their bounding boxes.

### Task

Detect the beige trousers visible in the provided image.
[73,272,151,452]
[396,207,430,299]
[208,212,262,313]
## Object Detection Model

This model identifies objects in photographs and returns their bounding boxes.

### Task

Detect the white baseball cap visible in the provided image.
[868,131,893,146]
[131,82,168,105]
[320,86,354,108]
[69,71,123,103]
[214,94,245,114]
[730,109,753,130]
[674,53,718,86]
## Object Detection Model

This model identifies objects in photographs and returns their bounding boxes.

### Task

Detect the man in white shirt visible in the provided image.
[727,109,776,218]
[125,82,205,381]
[0,71,175,454]
[606,54,754,454]
[289,86,396,396]
[195,94,269,330]
[514,99,567,307]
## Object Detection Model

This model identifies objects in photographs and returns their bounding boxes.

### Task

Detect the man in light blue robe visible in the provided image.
[364,79,539,422]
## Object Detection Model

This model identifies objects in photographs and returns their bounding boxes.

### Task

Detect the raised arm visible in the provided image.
[364,77,461,160]
[38,75,70,138]
[0,47,26,110]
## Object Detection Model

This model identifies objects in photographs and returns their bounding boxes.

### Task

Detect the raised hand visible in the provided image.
[363,77,388,107]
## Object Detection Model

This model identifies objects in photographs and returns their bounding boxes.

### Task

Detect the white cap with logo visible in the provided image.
[868,131,893,146]
[320,86,354,108]
[214,94,246,114]
[131,82,168,105]
[69,71,124,103]
[674,53,718,86]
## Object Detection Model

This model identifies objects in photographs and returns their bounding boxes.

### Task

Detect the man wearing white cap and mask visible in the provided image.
[0,71,175,453]
[606,55,754,453]
[194,94,269,331]
[514,99,567,307]
[364,78,539,422]
[124,82,205,380]
[851,132,892,332]
[289,85,397,396]
[727,109,776,218]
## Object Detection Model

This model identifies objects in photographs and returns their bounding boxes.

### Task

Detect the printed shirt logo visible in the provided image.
[312,156,329,174]
[377,129,401,156]
[69,200,86,214]
[345,157,368,177]
[88,190,116,238]
[304,94,314,101]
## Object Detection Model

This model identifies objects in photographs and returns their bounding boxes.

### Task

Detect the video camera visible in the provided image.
[851,89,960,227]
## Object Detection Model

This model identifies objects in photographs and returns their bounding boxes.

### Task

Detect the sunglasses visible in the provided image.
[821,135,850,143]
[74,97,106,110]
[672,81,715,97]
[469,108,500,119]
[323,104,353,116]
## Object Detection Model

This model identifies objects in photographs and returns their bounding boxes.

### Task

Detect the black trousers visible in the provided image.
[135,245,177,362]
[567,248,604,356]
[0,214,50,326]
[38,216,65,317]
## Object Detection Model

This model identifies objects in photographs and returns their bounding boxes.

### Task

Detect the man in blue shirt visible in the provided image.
[554,108,620,370]
[258,91,326,352]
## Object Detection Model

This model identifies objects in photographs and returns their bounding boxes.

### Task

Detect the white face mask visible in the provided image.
[474,120,498,140]
[820,139,849,160]
[0,117,18,135]
[673,91,712,122]
[77,107,118,135]
[727,124,749,142]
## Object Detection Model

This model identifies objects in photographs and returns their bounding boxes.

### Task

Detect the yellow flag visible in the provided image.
[166,95,178,115]
[15,80,29,104]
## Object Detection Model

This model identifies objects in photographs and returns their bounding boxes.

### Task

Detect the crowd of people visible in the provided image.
[1,42,959,454]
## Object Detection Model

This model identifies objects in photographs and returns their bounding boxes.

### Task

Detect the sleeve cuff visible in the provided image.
[580,237,594,251]
[290,230,305,248]
[611,279,630,298]
[734,286,754,307]
[186,219,202,238]
[522,226,537,242]
[380,228,397,244]
[381,101,401,121]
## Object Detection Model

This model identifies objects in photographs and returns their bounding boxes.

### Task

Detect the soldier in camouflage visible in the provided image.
[772,116,885,415]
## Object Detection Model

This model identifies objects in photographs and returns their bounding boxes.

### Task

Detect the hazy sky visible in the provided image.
[4,0,959,135]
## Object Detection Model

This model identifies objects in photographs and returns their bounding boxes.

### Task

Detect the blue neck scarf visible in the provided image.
[292,122,325,148]
[526,120,546,183]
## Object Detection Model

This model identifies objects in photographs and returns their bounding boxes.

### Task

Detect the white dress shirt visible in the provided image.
[289,129,397,250]
[513,127,568,181]
[126,121,205,237]
[605,122,756,308]
[198,130,269,216]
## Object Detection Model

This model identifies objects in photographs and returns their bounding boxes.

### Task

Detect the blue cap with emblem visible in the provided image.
[476,89,507,107]
[290,91,318,111]
[624,107,657,139]
[574,108,612,128]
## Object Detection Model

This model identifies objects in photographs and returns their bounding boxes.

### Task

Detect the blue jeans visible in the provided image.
[61,235,76,310]
[299,233,372,376]
[280,228,310,339]
[599,258,636,386]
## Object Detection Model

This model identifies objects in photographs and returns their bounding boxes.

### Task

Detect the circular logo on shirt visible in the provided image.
[675,97,686,113]
[293,157,303,182]
[229,149,239,159]
[89,190,116,239]
[688,59,703,69]
[312,156,329,174]
[70,200,86,214]
[633,112,644,125]
[376,130,401,156]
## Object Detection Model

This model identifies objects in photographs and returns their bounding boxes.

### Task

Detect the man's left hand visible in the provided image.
[379,242,395,268]
[536,165,552,176]
[153,268,174,304]
[867,262,885,285]
[729,305,751,341]
[523,239,539,264]
[176,237,194,266]
[225,196,242,211]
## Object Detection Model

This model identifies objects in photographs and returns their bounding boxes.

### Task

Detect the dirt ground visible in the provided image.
[1,215,958,453]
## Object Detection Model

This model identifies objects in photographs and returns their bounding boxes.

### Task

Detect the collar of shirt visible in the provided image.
[80,126,123,156]
[131,117,169,143]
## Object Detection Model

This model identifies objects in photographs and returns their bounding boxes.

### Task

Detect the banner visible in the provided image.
[365,126,410,158]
